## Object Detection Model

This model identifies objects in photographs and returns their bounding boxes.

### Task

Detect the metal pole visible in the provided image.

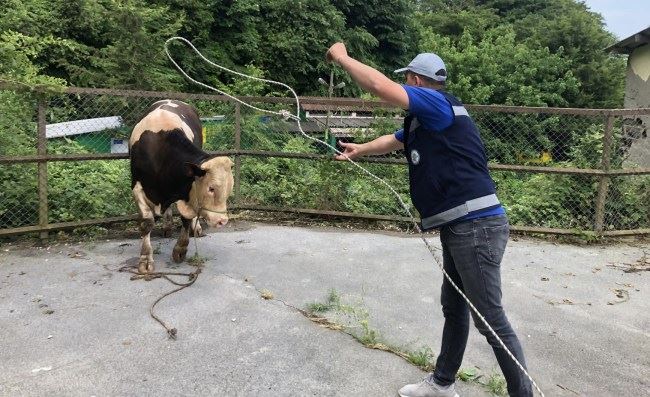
[594,115,614,234]
[37,98,48,240]
[234,102,241,203]
[325,71,333,149]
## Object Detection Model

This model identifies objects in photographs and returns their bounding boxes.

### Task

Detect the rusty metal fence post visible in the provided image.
[594,114,614,234]
[37,97,49,240]
[233,102,241,203]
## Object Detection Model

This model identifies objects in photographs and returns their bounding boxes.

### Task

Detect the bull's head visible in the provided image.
[177,156,234,228]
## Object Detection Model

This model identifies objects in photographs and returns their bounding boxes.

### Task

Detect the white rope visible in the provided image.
[164,36,545,396]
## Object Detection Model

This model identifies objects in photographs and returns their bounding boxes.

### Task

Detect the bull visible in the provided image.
[129,99,233,273]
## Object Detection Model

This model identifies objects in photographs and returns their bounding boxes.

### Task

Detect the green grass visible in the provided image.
[406,346,435,372]
[304,288,513,396]
[484,373,507,396]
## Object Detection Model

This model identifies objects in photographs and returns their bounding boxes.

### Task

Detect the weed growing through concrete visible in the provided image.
[406,346,435,372]
[187,253,206,266]
[305,288,507,395]
[306,288,340,313]
[482,373,507,396]
[457,367,478,382]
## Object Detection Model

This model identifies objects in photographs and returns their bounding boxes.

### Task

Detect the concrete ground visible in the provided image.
[0,221,648,397]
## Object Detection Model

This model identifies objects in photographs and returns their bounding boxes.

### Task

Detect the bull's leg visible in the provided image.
[138,219,155,273]
[132,182,155,273]
[190,216,203,237]
[172,217,191,263]
[162,207,173,237]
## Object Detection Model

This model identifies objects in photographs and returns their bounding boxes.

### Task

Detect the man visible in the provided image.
[326,42,533,397]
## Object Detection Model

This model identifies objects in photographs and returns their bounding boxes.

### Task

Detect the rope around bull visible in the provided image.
[164,36,546,396]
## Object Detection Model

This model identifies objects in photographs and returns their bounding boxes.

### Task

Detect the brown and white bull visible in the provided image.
[129,99,233,273]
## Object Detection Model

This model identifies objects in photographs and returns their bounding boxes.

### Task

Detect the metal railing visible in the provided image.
[1,83,648,237]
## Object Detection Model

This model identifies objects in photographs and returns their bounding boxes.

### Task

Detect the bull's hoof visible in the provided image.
[162,227,172,238]
[138,256,155,274]
[172,246,187,263]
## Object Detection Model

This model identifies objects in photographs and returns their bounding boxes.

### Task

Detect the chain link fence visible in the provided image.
[1,84,649,237]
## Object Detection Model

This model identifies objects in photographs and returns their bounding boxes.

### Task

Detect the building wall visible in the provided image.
[623,44,650,167]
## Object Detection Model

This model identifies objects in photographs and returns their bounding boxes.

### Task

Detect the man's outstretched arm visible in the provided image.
[335,134,403,161]
[327,42,409,110]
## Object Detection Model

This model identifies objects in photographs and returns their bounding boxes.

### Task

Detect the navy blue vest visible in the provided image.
[403,91,498,229]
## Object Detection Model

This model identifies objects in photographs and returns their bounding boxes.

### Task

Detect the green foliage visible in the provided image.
[483,373,507,396]
[306,288,342,313]
[419,27,580,106]
[239,129,410,216]
[0,0,627,103]
[0,0,644,233]
[0,27,67,229]
[76,0,186,90]
[332,0,416,82]
[0,30,68,88]
[605,176,650,230]
[507,0,625,108]
[495,171,596,229]
[406,346,435,371]
[255,0,346,94]
[305,288,380,346]
[0,163,38,228]
[457,367,478,382]
[414,0,625,108]
[47,141,133,223]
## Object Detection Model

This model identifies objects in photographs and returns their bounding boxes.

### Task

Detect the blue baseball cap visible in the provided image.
[394,53,447,82]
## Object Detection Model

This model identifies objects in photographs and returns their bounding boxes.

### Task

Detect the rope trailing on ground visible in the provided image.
[164,36,545,396]
[119,180,216,338]
[119,261,202,339]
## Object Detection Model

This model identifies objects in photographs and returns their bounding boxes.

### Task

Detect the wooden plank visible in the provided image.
[601,229,650,236]
[3,151,649,177]
[0,215,139,237]
[2,81,649,115]
[232,204,415,222]
[233,103,242,203]
[594,115,614,233]
[1,208,646,238]
[231,205,609,236]
[37,99,48,240]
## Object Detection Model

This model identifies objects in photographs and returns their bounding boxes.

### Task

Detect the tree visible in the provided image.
[331,0,416,69]
[419,26,580,106]
[73,0,185,90]
[254,0,345,94]
[413,0,625,108]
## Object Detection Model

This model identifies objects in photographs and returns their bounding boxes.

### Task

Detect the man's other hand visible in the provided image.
[334,141,362,160]
[326,42,347,64]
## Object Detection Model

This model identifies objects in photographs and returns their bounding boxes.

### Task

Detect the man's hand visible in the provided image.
[326,42,348,64]
[334,141,363,160]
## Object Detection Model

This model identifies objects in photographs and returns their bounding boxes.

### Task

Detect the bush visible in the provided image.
[47,140,133,223]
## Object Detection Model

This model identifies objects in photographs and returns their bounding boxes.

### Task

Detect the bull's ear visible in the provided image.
[184,162,207,178]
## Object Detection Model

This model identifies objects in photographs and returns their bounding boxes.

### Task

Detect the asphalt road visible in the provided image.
[1,222,648,396]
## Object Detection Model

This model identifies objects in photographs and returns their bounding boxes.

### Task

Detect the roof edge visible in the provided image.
[605,26,650,54]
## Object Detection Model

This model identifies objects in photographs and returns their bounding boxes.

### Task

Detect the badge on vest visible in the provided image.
[410,149,421,165]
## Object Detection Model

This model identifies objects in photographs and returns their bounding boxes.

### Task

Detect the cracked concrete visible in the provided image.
[0,221,648,396]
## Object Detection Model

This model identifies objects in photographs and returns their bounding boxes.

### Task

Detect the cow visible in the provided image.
[129,99,234,274]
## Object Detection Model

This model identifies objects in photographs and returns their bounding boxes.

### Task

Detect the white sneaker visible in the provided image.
[397,378,459,397]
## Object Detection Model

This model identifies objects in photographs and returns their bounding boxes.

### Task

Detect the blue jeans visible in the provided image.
[432,215,532,397]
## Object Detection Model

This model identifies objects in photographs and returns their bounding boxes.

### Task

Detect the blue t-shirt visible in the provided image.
[394,85,505,224]
[394,85,454,142]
